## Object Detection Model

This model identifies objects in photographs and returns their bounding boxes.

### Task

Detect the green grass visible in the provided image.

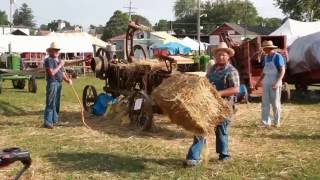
[0,75,320,179]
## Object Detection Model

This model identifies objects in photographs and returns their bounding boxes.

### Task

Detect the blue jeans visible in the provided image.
[186,119,230,160]
[44,81,62,126]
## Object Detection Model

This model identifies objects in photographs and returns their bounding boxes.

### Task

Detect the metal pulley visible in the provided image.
[91,56,109,79]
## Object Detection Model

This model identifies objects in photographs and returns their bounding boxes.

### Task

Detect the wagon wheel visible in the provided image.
[12,80,25,89]
[28,75,37,93]
[281,82,291,102]
[82,85,97,112]
[129,90,154,131]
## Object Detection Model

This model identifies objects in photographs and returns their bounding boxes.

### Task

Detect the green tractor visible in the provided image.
[0,53,37,94]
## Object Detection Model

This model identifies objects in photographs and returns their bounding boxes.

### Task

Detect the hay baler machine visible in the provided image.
[83,21,175,130]
[220,32,290,102]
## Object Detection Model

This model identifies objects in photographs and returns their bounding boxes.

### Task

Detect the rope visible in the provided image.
[70,84,91,129]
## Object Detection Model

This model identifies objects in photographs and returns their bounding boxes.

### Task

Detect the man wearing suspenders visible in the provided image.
[185,42,240,166]
[255,40,286,128]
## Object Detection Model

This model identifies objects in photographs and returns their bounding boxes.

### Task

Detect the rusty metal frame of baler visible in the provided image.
[126,21,152,63]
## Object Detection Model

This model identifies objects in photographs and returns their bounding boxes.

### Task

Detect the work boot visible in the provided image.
[219,154,230,161]
[184,159,202,167]
[43,123,54,129]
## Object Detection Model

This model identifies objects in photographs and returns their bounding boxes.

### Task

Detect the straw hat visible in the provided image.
[212,42,235,57]
[47,42,61,51]
[262,40,278,49]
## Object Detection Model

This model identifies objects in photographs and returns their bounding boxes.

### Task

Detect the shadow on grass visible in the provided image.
[248,90,320,105]
[0,100,26,116]
[264,133,320,140]
[46,152,182,174]
[289,90,320,105]
[0,104,188,140]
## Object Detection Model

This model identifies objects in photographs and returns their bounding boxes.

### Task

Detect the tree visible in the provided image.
[274,0,320,21]
[0,10,9,25]
[39,24,48,30]
[131,14,152,27]
[174,0,197,19]
[13,3,35,27]
[262,18,282,28]
[45,20,72,31]
[154,19,170,31]
[173,0,260,34]
[102,10,129,41]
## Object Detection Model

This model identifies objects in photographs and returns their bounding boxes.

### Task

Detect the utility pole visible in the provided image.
[123,0,137,21]
[244,0,248,39]
[9,0,14,33]
[197,0,201,55]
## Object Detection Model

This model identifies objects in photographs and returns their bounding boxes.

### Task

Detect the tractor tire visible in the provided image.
[295,83,308,92]
[12,80,26,89]
[12,80,18,89]
[28,75,37,93]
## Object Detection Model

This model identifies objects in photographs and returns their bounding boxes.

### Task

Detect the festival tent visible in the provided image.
[0,35,51,53]
[270,18,320,46]
[181,37,207,51]
[47,32,108,48]
[0,32,107,53]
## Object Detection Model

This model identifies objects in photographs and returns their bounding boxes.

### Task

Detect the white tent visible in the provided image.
[0,32,108,53]
[0,35,51,53]
[180,37,206,51]
[270,18,320,46]
[47,32,108,49]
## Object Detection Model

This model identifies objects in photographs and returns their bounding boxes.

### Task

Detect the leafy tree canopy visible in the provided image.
[13,3,35,27]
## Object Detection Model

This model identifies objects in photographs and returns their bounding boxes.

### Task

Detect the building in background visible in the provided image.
[209,23,276,45]
[0,26,30,35]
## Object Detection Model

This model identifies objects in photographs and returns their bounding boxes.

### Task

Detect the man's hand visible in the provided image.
[272,81,282,89]
[68,78,73,85]
[59,60,65,68]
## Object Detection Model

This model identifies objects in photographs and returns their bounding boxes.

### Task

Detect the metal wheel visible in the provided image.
[82,85,98,112]
[129,90,154,131]
[12,80,25,89]
[28,75,37,93]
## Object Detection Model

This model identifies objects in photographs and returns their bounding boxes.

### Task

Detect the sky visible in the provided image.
[0,0,284,30]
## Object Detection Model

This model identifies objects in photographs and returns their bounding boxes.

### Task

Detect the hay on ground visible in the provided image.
[152,73,232,136]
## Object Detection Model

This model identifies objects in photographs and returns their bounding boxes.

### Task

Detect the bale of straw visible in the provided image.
[152,73,232,135]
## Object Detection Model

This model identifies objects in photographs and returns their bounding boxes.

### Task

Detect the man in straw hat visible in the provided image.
[185,42,240,166]
[43,42,72,129]
[255,40,286,128]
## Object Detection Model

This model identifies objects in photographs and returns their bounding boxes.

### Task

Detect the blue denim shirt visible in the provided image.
[44,57,64,83]
[207,63,240,104]
[207,63,240,91]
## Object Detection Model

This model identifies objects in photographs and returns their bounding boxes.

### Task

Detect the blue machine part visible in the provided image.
[92,93,116,116]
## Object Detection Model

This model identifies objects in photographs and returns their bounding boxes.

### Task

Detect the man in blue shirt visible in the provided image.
[185,42,240,166]
[43,42,72,129]
[255,40,286,128]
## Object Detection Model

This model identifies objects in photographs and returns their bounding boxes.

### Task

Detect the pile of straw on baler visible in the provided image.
[152,73,232,136]
[109,60,168,73]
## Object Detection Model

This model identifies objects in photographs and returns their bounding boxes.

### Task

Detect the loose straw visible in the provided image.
[70,84,91,129]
